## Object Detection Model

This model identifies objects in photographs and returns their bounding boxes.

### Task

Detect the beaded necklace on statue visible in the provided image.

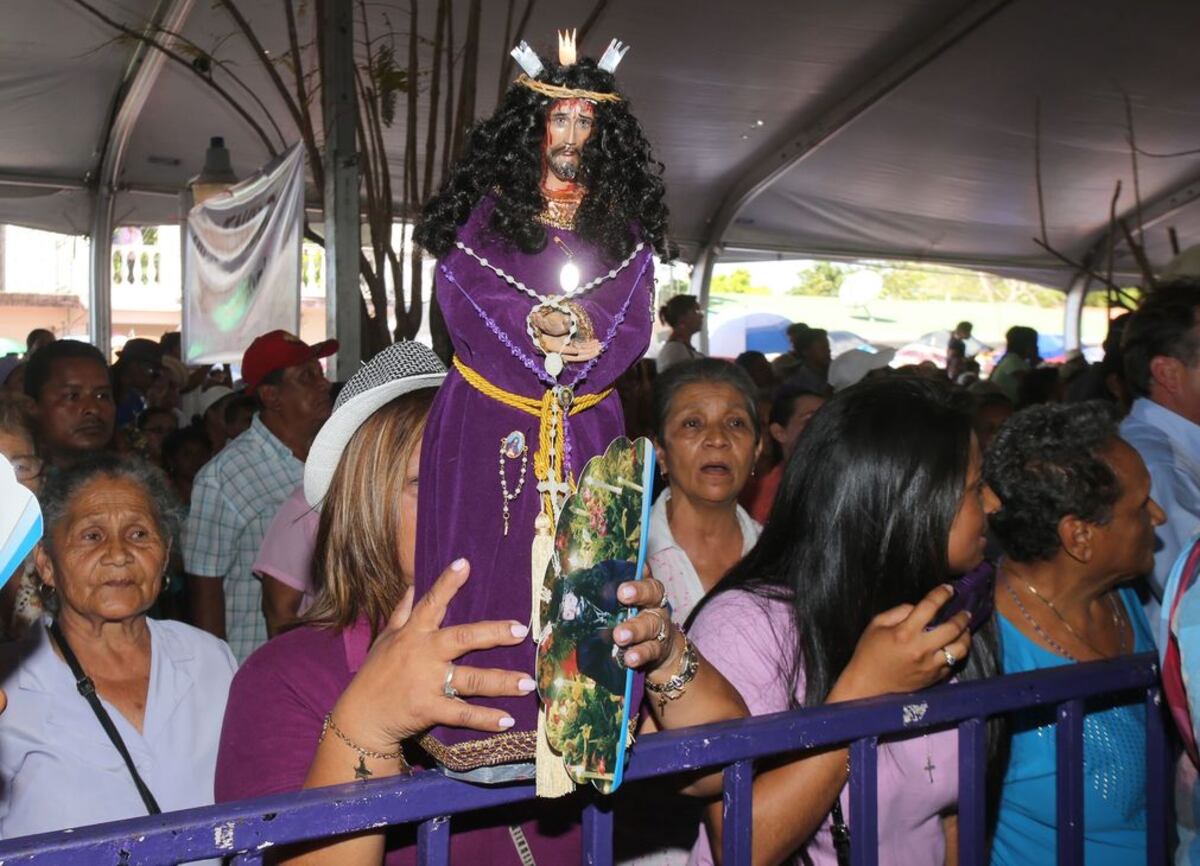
[1002,573,1128,661]
[454,239,645,300]
[454,235,645,379]
[441,251,651,451]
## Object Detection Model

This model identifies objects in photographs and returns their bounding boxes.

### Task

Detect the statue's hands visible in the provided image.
[560,339,602,363]
[530,309,571,338]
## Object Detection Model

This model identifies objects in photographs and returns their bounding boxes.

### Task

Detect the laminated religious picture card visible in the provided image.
[536,437,655,793]
[410,27,669,796]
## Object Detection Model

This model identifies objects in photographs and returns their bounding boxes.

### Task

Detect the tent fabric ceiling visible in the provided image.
[2,0,1198,289]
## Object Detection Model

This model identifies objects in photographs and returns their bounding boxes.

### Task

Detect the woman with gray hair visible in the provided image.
[0,454,236,843]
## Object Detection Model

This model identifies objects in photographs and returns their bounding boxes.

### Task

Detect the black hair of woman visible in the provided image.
[692,375,1008,820]
[659,294,700,328]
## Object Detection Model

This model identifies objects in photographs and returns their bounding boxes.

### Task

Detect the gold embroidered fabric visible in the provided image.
[537,196,581,230]
[417,730,538,771]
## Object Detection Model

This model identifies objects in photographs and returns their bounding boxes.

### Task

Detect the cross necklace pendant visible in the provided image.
[923,754,936,784]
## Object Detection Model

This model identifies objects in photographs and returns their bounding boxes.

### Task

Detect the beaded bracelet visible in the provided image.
[320,712,411,780]
[645,637,700,712]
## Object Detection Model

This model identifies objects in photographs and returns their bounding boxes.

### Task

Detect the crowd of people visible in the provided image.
[0,32,1198,865]
[0,272,1192,864]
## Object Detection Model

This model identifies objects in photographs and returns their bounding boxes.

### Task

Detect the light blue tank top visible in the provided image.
[991,587,1153,866]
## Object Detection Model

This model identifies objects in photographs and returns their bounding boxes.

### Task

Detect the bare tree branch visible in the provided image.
[422,0,447,201]
[1133,144,1200,158]
[1031,237,1120,291]
[578,0,611,45]
[282,0,321,189]
[134,21,289,148]
[67,0,281,157]
[1118,217,1157,289]
[1033,98,1048,247]
[1105,179,1122,289]
[441,0,457,176]
[451,0,481,161]
[1123,93,1145,247]
[497,0,538,104]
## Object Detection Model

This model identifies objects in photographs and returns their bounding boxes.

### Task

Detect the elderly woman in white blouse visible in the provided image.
[648,359,763,625]
[0,454,236,841]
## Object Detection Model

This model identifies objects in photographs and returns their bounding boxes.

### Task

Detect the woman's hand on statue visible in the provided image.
[611,572,684,680]
[328,559,536,752]
[830,583,971,703]
[531,309,572,338]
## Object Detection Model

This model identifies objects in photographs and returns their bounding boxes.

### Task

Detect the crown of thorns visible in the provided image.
[510,29,630,103]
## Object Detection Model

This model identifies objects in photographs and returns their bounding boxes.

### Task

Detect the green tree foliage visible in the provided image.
[790,261,846,296]
[712,268,771,295]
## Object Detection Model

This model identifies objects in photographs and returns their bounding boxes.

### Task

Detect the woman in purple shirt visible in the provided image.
[688,375,1002,865]
[215,342,746,865]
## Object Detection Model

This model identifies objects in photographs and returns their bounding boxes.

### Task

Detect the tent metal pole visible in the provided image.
[89,191,115,355]
[1063,273,1088,353]
[690,244,718,355]
[322,0,361,379]
[87,0,196,358]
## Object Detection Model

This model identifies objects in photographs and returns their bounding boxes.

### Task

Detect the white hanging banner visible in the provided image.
[182,143,305,365]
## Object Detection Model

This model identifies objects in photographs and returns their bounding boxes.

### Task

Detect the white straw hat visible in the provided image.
[195,385,234,419]
[304,341,446,508]
[828,347,896,392]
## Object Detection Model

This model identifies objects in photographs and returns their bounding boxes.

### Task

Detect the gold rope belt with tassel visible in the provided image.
[452,356,611,517]
[453,355,612,793]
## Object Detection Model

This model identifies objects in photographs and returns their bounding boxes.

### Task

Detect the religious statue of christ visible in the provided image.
[411,30,670,776]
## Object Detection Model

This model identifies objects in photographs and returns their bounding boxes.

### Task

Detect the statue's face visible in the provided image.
[543,98,595,183]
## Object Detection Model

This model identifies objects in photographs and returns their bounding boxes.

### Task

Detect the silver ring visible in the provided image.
[942,648,957,668]
[652,582,670,609]
[650,609,670,644]
[443,662,459,699]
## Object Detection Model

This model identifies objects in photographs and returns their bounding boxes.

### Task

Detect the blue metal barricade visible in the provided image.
[0,652,1167,865]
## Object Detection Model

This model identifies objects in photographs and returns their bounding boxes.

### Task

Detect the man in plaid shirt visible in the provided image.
[184,331,335,661]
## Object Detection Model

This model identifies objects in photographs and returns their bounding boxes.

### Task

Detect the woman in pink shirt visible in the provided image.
[688,375,1000,866]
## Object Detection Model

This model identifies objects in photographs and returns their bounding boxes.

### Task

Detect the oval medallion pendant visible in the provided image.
[502,430,527,459]
[559,262,580,293]
[545,352,564,377]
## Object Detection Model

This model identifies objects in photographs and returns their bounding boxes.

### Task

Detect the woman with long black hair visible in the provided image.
[686,375,998,866]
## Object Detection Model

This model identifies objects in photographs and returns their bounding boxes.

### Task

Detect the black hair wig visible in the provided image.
[414,58,670,264]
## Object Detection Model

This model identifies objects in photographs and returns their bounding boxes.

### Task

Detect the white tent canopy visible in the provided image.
[2,0,1199,291]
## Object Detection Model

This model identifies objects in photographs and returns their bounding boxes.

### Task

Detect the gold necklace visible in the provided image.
[1008,572,1128,659]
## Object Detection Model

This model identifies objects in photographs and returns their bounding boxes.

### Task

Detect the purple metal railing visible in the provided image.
[0,652,1166,866]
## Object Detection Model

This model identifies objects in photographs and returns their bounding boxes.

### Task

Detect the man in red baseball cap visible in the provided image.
[241,330,338,394]
[184,330,337,659]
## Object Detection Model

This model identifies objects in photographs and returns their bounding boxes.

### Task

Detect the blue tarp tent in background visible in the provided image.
[707,312,792,358]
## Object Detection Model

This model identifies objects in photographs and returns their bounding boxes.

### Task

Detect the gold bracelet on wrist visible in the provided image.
[644,636,700,712]
[320,712,412,780]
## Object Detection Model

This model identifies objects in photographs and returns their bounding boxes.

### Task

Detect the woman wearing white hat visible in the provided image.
[214,340,723,864]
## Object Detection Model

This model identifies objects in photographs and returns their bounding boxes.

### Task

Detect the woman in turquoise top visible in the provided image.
[983,401,1167,865]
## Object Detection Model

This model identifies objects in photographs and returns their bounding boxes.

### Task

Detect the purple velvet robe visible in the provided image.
[416,196,654,751]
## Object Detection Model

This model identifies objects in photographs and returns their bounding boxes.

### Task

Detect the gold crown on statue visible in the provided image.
[511,30,630,103]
